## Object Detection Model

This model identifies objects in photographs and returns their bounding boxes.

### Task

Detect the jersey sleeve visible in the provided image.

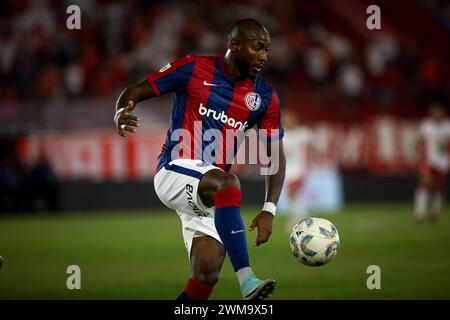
[146,55,196,96]
[257,91,285,142]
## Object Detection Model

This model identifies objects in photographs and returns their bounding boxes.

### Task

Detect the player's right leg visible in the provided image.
[153,159,223,300]
[415,171,432,224]
[198,169,276,300]
[177,236,226,300]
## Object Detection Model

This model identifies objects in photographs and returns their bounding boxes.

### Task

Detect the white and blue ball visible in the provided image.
[289,217,340,266]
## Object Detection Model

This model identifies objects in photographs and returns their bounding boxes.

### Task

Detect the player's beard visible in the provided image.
[235,56,254,79]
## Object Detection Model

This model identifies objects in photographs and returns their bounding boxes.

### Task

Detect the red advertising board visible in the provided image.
[16,117,420,181]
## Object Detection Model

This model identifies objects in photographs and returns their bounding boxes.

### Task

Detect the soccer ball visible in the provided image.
[289,217,340,266]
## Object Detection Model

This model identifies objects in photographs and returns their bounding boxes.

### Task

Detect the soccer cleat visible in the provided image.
[241,276,276,300]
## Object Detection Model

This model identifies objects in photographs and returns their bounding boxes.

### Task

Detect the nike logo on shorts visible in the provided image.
[231,229,245,234]
[203,80,219,87]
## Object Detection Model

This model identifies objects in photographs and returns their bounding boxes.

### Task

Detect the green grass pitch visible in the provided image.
[0,204,449,299]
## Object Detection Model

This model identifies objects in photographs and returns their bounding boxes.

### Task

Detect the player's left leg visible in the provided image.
[198,169,275,300]
[286,178,307,232]
[415,170,432,224]
[430,173,445,222]
[177,236,226,300]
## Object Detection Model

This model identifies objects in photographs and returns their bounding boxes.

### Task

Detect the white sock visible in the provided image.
[415,187,429,218]
[236,267,254,285]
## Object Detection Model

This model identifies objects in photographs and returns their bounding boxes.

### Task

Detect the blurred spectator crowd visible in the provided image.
[0,139,60,213]
[0,0,449,130]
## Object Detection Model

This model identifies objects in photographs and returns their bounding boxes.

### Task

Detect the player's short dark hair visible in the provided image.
[227,18,265,40]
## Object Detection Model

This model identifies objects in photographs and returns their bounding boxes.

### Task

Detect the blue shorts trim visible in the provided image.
[164,163,204,180]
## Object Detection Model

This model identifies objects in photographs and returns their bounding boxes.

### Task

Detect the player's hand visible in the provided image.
[114,100,140,137]
[248,211,274,247]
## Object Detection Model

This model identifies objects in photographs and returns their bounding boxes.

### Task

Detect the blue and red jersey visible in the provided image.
[147,55,284,172]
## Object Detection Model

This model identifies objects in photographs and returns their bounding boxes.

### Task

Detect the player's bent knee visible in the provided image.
[198,170,241,208]
[217,172,240,191]
[212,173,242,209]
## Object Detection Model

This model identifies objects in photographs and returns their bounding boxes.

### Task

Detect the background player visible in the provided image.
[113,19,286,300]
[415,103,450,223]
[279,108,315,231]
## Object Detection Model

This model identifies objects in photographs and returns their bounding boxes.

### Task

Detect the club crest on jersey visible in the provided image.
[244,92,261,111]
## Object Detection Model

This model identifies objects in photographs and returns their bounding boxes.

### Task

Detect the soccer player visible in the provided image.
[415,104,450,223]
[114,19,286,300]
[279,109,314,232]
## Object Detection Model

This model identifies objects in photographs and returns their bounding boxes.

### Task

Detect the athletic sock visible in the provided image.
[214,187,254,283]
[236,266,254,284]
[176,278,213,300]
[414,187,429,219]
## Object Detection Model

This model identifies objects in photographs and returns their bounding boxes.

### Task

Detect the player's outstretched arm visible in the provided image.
[249,139,286,246]
[114,80,156,137]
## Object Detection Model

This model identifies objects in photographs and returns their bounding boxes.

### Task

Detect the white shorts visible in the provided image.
[154,159,223,256]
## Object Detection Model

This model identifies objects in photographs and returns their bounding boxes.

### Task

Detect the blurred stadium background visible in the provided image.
[1,0,450,299]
